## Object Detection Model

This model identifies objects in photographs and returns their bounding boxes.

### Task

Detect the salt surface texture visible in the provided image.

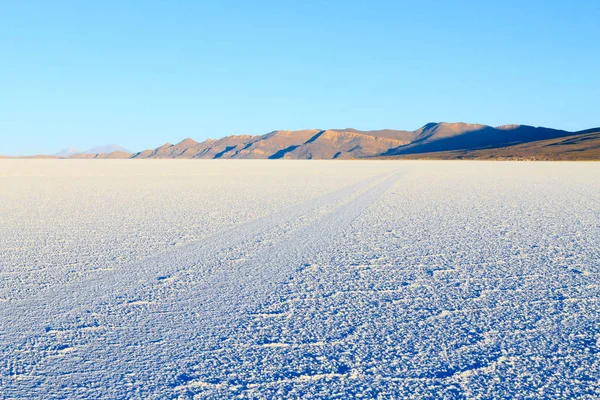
[0,160,599,398]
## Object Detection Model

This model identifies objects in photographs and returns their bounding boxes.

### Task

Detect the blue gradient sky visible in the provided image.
[1,0,598,155]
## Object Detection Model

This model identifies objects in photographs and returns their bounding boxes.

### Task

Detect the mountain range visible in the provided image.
[128,122,600,160]
[5,122,600,160]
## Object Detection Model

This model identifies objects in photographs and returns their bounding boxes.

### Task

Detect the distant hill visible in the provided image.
[69,151,132,159]
[55,147,81,157]
[5,124,600,160]
[80,144,130,155]
[55,144,130,158]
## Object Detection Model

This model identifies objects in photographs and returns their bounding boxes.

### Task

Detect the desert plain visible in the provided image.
[0,160,599,398]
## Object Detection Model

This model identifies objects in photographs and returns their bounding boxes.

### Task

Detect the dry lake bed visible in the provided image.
[0,160,599,399]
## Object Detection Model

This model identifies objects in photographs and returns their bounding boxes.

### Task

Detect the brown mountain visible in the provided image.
[131,129,414,160]
[130,123,599,160]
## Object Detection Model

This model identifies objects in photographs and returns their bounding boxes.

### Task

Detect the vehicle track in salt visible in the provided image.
[0,170,403,398]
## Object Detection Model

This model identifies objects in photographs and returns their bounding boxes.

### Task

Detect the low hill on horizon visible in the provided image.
[55,144,130,157]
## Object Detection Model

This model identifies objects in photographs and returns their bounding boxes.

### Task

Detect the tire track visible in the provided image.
[0,172,389,321]
[84,172,402,398]
[0,171,402,397]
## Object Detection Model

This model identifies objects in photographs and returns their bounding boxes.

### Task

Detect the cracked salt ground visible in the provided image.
[1,160,599,399]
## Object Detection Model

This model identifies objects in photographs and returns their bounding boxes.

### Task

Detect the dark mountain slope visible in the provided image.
[387,129,600,160]
[383,123,575,156]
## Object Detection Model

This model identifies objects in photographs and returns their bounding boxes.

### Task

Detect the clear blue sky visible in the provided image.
[1,0,598,155]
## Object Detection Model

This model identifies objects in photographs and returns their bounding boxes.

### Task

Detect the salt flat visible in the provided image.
[0,160,599,399]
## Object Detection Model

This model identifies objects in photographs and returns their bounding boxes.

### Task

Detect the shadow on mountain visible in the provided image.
[304,130,326,144]
[214,146,237,159]
[268,145,300,159]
